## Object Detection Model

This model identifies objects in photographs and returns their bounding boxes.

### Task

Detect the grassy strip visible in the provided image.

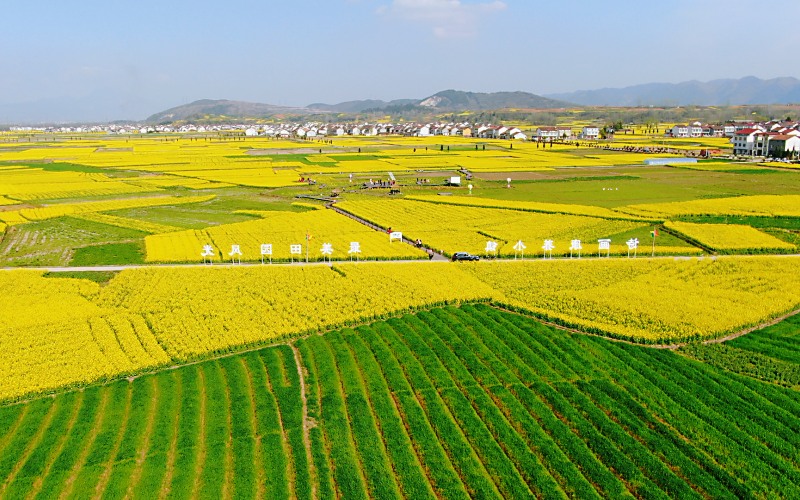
[132,372,177,498]
[220,357,257,499]
[196,362,228,499]
[0,398,61,497]
[346,328,438,499]
[100,376,155,499]
[467,306,633,498]
[644,349,800,459]
[5,392,83,499]
[69,381,133,498]
[444,305,603,498]
[593,339,787,495]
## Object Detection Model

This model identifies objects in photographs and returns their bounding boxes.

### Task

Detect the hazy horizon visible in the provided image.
[2,0,799,122]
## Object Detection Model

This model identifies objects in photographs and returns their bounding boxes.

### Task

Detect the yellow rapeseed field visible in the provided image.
[0,264,495,401]
[618,194,800,218]
[336,198,695,257]
[0,167,155,201]
[0,194,214,224]
[406,194,634,219]
[466,256,800,343]
[665,221,796,251]
[145,207,429,262]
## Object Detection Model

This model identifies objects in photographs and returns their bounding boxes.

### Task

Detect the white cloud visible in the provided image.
[378,0,506,38]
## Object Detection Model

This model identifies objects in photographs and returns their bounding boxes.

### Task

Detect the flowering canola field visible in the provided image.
[3,256,800,401]
[618,194,800,218]
[0,264,494,401]
[664,221,796,252]
[0,194,215,225]
[145,207,428,262]
[337,198,697,257]
[465,257,800,343]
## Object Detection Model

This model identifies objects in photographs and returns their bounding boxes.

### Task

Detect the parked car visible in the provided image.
[451,252,480,261]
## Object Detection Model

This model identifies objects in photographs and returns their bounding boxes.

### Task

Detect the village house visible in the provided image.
[580,126,600,139]
[670,124,689,138]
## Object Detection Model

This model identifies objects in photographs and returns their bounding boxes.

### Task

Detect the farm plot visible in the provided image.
[465,257,800,344]
[0,264,495,402]
[1,305,798,498]
[336,199,696,257]
[664,221,796,253]
[144,207,428,262]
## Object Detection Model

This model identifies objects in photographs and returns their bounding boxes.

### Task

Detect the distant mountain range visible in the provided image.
[4,77,799,125]
[546,76,800,106]
[307,90,571,114]
[145,90,571,123]
[146,99,310,123]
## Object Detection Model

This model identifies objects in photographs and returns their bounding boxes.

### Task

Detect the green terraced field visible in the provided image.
[1,304,799,498]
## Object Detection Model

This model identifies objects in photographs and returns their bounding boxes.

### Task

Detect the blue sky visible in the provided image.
[1,0,799,121]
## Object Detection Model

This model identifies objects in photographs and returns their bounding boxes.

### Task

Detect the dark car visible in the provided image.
[451,252,480,262]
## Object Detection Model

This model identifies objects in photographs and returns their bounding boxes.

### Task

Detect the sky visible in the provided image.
[1,0,799,122]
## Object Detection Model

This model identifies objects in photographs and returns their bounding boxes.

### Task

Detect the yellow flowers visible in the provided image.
[144,208,428,262]
[406,194,633,219]
[464,257,800,343]
[0,195,20,205]
[0,194,215,225]
[336,198,693,257]
[665,221,795,252]
[0,167,154,201]
[619,194,800,218]
[0,264,495,401]
[75,212,182,234]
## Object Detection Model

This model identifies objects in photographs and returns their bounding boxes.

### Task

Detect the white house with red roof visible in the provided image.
[732,128,761,155]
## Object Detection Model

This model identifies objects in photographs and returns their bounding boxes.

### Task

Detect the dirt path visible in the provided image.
[328,203,449,261]
[291,344,317,500]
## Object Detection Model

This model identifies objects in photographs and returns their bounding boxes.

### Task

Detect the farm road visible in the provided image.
[5,252,800,274]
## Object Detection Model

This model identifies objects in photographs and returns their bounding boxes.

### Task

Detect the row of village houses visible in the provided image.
[668,120,800,139]
[13,122,600,141]
[13,119,799,157]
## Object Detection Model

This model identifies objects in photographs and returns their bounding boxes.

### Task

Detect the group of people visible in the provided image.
[363,179,396,189]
